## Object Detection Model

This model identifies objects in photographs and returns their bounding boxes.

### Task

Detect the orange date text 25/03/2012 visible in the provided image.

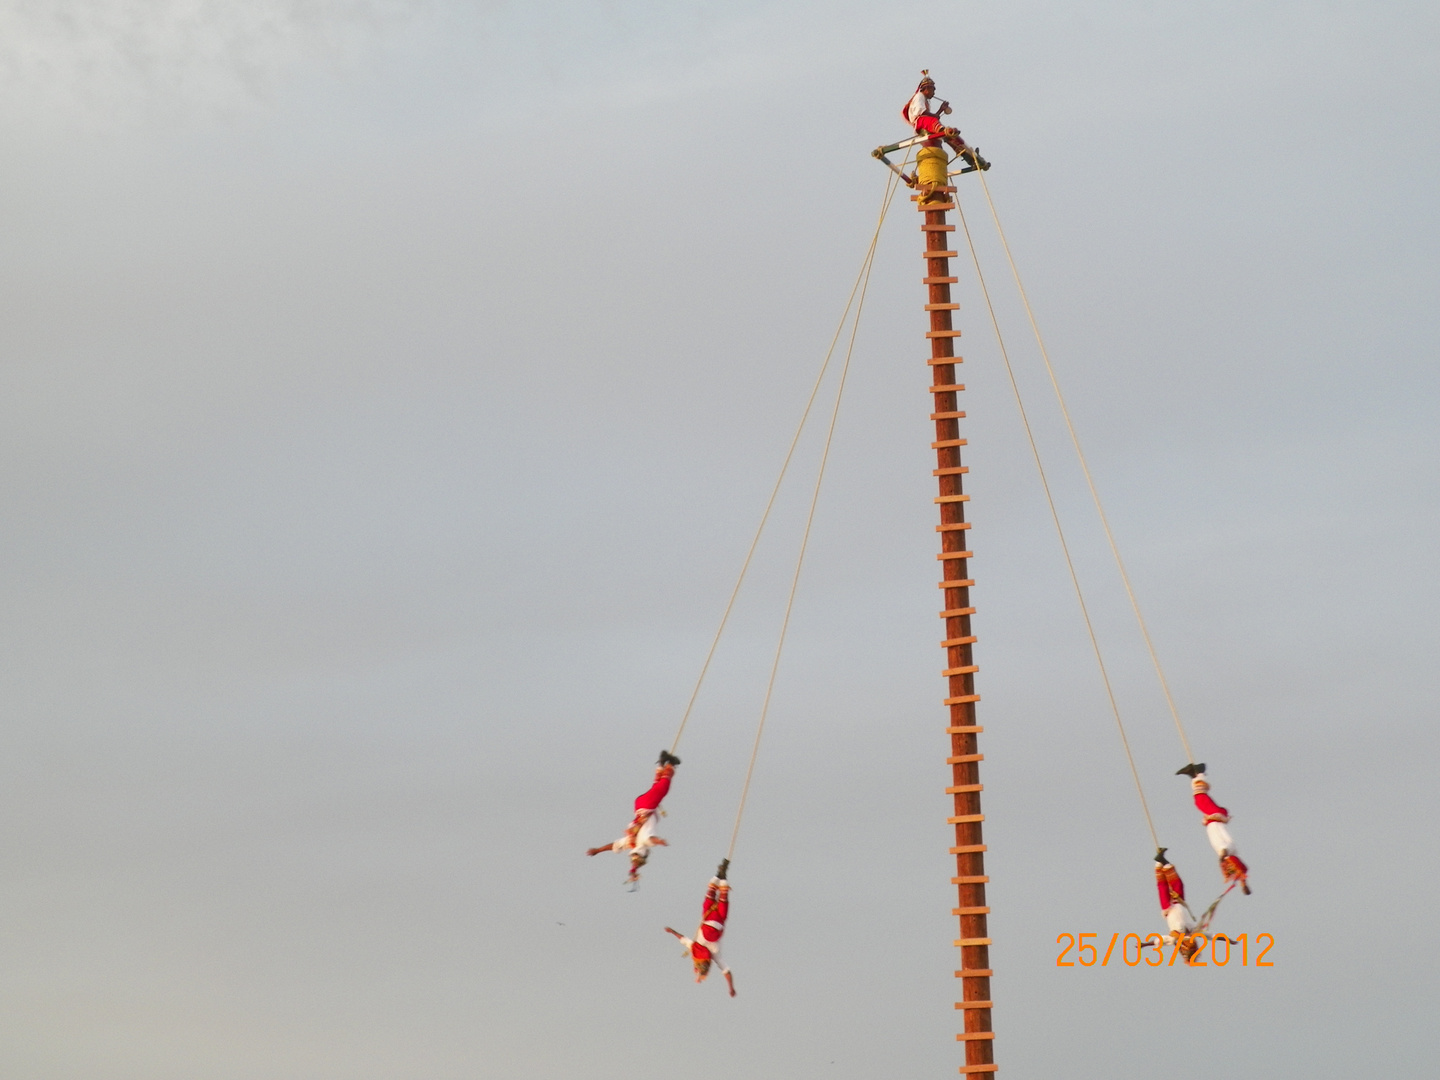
[1055,933,1275,968]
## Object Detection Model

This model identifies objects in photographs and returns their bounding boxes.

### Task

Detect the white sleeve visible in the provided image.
[906,92,927,125]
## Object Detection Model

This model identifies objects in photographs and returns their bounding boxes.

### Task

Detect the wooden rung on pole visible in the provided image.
[938,579,978,588]
[944,693,981,705]
[944,729,983,737]
[955,938,993,947]
[941,636,978,646]
[935,494,971,503]
[928,359,962,367]
[937,551,975,560]
[930,412,967,421]
[947,755,985,765]
[953,907,991,915]
[925,302,961,310]
[955,969,994,977]
[946,812,985,822]
[942,666,979,677]
[931,438,969,448]
[955,1001,995,1010]
[936,524,973,533]
[922,250,960,258]
[921,224,958,232]
[957,1065,1000,1075]
[915,202,956,211]
[927,331,963,339]
[956,1032,997,1042]
[949,843,988,852]
[933,464,970,473]
[952,875,991,884]
[938,606,977,617]
[929,383,966,392]
[922,276,959,284]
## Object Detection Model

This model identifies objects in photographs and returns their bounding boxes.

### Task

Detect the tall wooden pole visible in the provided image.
[918,184,996,1076]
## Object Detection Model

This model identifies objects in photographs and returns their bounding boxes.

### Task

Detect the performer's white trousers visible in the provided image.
[1204,820,1234,857]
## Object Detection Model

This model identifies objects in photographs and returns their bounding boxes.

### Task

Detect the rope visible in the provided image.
[975,170,1196,766]
[725,170,903,859]
[669,158,911,755]
[952,183,1161,852]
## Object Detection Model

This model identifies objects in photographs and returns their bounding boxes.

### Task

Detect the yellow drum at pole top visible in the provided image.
[916,146,949,203]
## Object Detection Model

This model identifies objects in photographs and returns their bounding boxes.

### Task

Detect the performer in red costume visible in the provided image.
[1177,763,1250,894]
[902,71,989,172]
[1149,849,1201,960]
[586,751,680,885]
[1144,850,1237,961]
[665,861,736,997]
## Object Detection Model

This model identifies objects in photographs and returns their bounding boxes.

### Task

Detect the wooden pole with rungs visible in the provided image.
[916,185,996,1076]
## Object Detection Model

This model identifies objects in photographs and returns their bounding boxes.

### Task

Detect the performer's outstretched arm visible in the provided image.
[586,843,615,856]
[723,968,736,997]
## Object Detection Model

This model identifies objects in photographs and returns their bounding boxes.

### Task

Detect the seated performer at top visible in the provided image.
[586,750,680,885]
[1177,763,1250,894]
[665,860,736,997]
[903,71,989,173]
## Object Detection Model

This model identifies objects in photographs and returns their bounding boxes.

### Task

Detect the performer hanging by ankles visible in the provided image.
[902,71,989,173]
[665,860,736,997]
[586,750,680,885]
[1144,849,1203,962]
[1177,763,1250,894]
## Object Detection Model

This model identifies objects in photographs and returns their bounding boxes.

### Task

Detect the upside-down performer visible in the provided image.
[902,70,990,176]
[665,860,736,997]
[1147,849,1202,962]
[1177,763,1251,894]
[586,750,680,885]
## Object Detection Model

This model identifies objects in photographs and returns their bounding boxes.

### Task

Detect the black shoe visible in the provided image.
[973,150,991,171]
[716,858,730,881]
[658,750,681,766]
[1154,847,1169,865]
[1176,763,1205,777]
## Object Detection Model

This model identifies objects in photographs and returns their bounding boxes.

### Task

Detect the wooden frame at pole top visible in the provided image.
[916,185,997,1077]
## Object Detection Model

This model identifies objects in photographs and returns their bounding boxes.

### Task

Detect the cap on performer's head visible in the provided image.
[693,957,712,979]
[918,69,935,91]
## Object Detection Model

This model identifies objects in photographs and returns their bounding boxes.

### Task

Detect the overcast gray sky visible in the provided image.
[0,2,1436,1077]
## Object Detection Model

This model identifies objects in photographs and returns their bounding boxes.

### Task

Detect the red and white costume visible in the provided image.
[1155,861,1196,938]
[1190,772,1249,887]
[672,876,731,984]
[593,762,674,882]
[904,89,950,146]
